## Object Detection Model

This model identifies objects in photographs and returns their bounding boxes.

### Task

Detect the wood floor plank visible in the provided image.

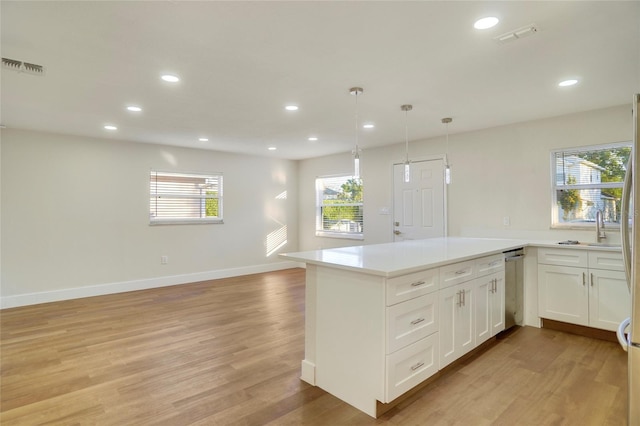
[1,268,628,425]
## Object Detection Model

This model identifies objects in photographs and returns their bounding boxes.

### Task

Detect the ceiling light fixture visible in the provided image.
[268,146,277,151]
[285,105,299,111]
[401,104,413,183]
[127,106,142,112]
[308,136,318,141]
[350,87,364,179]
[442,117,453,185]
[558,79,578,87]
[363,123,375,129]
[474,16,499,30]
[199,137,209,142]
[104,125,117,131]
[161,74,180,83]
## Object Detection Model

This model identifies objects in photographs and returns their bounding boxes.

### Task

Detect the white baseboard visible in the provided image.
[0,261,305,309]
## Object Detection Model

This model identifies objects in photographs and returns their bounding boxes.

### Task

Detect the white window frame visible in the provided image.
[150,170,223,225]
[315,174,364,240]
[551,141,631,229]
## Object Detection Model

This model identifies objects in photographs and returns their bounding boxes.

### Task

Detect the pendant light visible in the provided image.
[350,87,363,179]
[401,104,413,183]
[442,117,453,184]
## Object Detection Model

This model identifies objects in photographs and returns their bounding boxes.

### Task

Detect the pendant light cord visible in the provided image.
[405,109,409,162]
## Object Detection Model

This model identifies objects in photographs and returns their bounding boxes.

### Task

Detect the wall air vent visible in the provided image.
[2,57,45,76]
[494,24,538,44]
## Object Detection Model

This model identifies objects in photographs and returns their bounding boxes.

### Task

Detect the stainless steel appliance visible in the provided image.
[504,248,524,329]
[619,93,640,424]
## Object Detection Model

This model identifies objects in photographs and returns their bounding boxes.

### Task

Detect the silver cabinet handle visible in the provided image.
[411,281,426,287]
[455,269,467,275]
[411,361,425,371]
[582,272,586,286]
[456,290,462,307]
[462,289,466,307]
[410,317,425,325]
[591,273,594,287]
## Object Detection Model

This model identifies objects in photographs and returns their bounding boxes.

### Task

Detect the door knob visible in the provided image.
[394,230,401,235]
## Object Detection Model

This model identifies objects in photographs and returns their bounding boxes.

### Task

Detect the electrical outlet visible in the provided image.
[503,216,510,226]
[161,255,168,264]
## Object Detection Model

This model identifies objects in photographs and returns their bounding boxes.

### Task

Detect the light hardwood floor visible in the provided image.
[1,269,628,425]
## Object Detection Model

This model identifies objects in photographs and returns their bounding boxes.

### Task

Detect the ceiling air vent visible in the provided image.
[494,24,538,44]
[2,57,45,76]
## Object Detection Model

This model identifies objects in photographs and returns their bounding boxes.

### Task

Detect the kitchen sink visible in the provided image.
[557,240,621,248]
[581,243,621,248]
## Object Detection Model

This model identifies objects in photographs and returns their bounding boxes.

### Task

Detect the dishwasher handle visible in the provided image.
[505,254,525,262]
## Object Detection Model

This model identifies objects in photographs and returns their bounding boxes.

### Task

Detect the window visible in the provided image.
[552,142,631,227]
[150,170,223,225]
[316,175,363,239]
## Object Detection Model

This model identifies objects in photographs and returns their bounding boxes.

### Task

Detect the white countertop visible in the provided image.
[280,237,622,278]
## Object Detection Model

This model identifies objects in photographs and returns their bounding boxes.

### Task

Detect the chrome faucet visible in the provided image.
[596,209,606,242]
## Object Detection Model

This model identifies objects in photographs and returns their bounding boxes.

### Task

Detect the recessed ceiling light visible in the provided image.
[285,105,299,111]
[104,125,117,130]
[363,123,375,129]
[126,106,142,112]
[558,79,579,87]
[268,146,277,151]
[308,137,318,141]
[199,137,209,142]
[161,74,180,83]
[474,17,499,30]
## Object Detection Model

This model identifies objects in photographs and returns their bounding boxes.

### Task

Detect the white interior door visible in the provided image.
[393,159,445,241]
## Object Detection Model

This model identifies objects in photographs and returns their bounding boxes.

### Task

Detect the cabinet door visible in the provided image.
[589,269,631,331]
[439,282,474,369]
[490,272,505,336]
[475,275,492,346]
[475,271,505,346]
[538,264,589,326]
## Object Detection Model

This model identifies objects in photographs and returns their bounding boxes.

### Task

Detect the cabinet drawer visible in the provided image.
[440,260,475,289]
[387,293,438,354]
[475,254,505,277]
[588,250,624,271]
[386,268,439,306]
[385,333,439,402]
[538,248,588,268]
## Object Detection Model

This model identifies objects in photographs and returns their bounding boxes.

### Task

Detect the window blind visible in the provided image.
[316,175,363,235]
[150,170,223,224]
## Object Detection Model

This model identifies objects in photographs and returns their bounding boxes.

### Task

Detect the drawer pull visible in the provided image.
[455,269,467,275]
[489,260,501,267]
[410,317,425,325]
[410,280,426,287]
[411,361,425,371]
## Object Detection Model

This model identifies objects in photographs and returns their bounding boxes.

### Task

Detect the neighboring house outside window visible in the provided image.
[552,143,631,228]
[150,170,223,225]
[316,175,363,239]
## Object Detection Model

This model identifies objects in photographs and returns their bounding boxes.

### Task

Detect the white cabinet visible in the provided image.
[475,271,505,345]
[384,267,440,403]
[474,254,506,346]
[538,263,589,326]
[439,253,505,368]
[537,248,630,331]
[589,268,629,330]
[439,281,475,368]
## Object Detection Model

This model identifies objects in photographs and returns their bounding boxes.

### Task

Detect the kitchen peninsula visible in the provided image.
[281,237,530,417]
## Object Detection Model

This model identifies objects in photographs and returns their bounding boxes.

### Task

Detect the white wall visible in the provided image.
[1,129,299,307]
[298,104,632,251]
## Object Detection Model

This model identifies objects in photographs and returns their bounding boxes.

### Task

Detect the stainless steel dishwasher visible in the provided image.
[503,248,524,329]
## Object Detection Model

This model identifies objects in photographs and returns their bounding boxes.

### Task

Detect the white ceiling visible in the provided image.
[2,1,639,160]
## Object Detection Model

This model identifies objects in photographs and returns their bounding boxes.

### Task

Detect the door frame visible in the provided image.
[392,154,449,239]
